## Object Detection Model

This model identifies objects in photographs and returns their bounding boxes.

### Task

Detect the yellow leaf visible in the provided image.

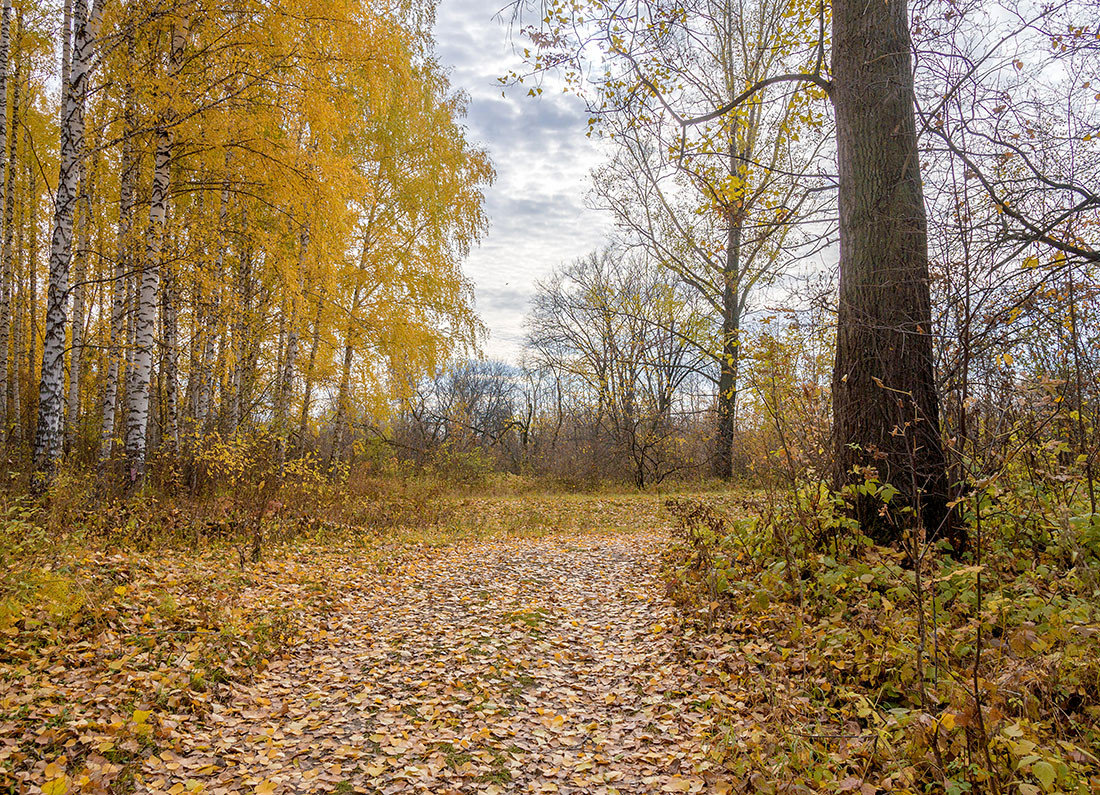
[254,781,277,795]
[42,777,70,795]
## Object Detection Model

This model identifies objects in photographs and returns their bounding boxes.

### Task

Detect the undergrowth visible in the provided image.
[663,482,1100,794]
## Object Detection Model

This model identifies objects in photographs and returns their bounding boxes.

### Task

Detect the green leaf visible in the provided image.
[1032,761,1056,791]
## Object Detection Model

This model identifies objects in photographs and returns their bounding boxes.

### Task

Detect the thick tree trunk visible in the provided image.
[830,0,961,550]
[60,0,71,86]
[125,19,185,484]
[125,219,161,481]
[713,123,751,481]
[714,214,742,481]
[32,0,101,483]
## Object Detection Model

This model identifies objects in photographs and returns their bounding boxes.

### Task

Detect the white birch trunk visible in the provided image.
[182,184,204,427]
[125,20,185,483]
[32,0,100,481]
[60,0,71,87]
[18,145,32,445]
[9,88,22,441]
[189,170,227,432]
[160,254,179,450]
[328,284,360,470]
[296,284,325,455]
[0,0,14,438]
[198,178,229,429]
[99,50,135,460]
[65,149,92,451]
[226,208,252,435]
[274,223,308,464]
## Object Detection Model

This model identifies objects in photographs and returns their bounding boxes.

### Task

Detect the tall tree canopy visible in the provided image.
[4,0,491,486]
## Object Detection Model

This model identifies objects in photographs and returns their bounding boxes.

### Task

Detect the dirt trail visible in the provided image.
[143,532,729,794]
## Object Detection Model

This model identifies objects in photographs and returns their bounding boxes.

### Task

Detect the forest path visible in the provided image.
[144,531,732,794]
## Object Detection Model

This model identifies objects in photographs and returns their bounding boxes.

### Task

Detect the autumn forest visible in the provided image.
[3,0,1100,792]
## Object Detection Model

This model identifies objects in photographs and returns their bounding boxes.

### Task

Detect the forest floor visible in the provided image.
[1,493,741,795]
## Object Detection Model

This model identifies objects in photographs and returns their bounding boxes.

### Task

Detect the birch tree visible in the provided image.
[125,18,187,483]
[0,0,14,438]
[32,0,102,484]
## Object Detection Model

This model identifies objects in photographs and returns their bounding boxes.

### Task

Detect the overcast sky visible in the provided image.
[434,0,612,363]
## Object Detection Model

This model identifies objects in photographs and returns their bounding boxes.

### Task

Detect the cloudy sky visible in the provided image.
[434,0,612,362]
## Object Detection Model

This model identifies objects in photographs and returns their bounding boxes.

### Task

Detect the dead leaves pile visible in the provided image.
[134,532,737,794]
[0,544,356,794]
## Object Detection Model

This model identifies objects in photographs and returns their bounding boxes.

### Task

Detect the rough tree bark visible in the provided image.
[714,163,743,480]
[830,0,962,550]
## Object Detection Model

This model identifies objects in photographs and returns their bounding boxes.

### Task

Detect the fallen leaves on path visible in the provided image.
[140,532,732,794]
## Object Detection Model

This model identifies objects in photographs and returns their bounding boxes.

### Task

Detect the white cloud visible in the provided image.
[435,0,612,362]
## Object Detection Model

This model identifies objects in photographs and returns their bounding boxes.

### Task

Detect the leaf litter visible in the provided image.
[138,532,732,794]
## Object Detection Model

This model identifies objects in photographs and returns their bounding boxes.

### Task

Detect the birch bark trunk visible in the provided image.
[328,284,360,471]
[9,73,22,442]
[0,0,14,438]
[273,223,308,465]
[32,0,101,483]
[0,8,19,445]
[125,19,186,484]
[296,284,325,456]
[99,55,135,459]
[66,142,94,452]
[160,255,179,451]
[198,176,229,430]
[225,207,252,435]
